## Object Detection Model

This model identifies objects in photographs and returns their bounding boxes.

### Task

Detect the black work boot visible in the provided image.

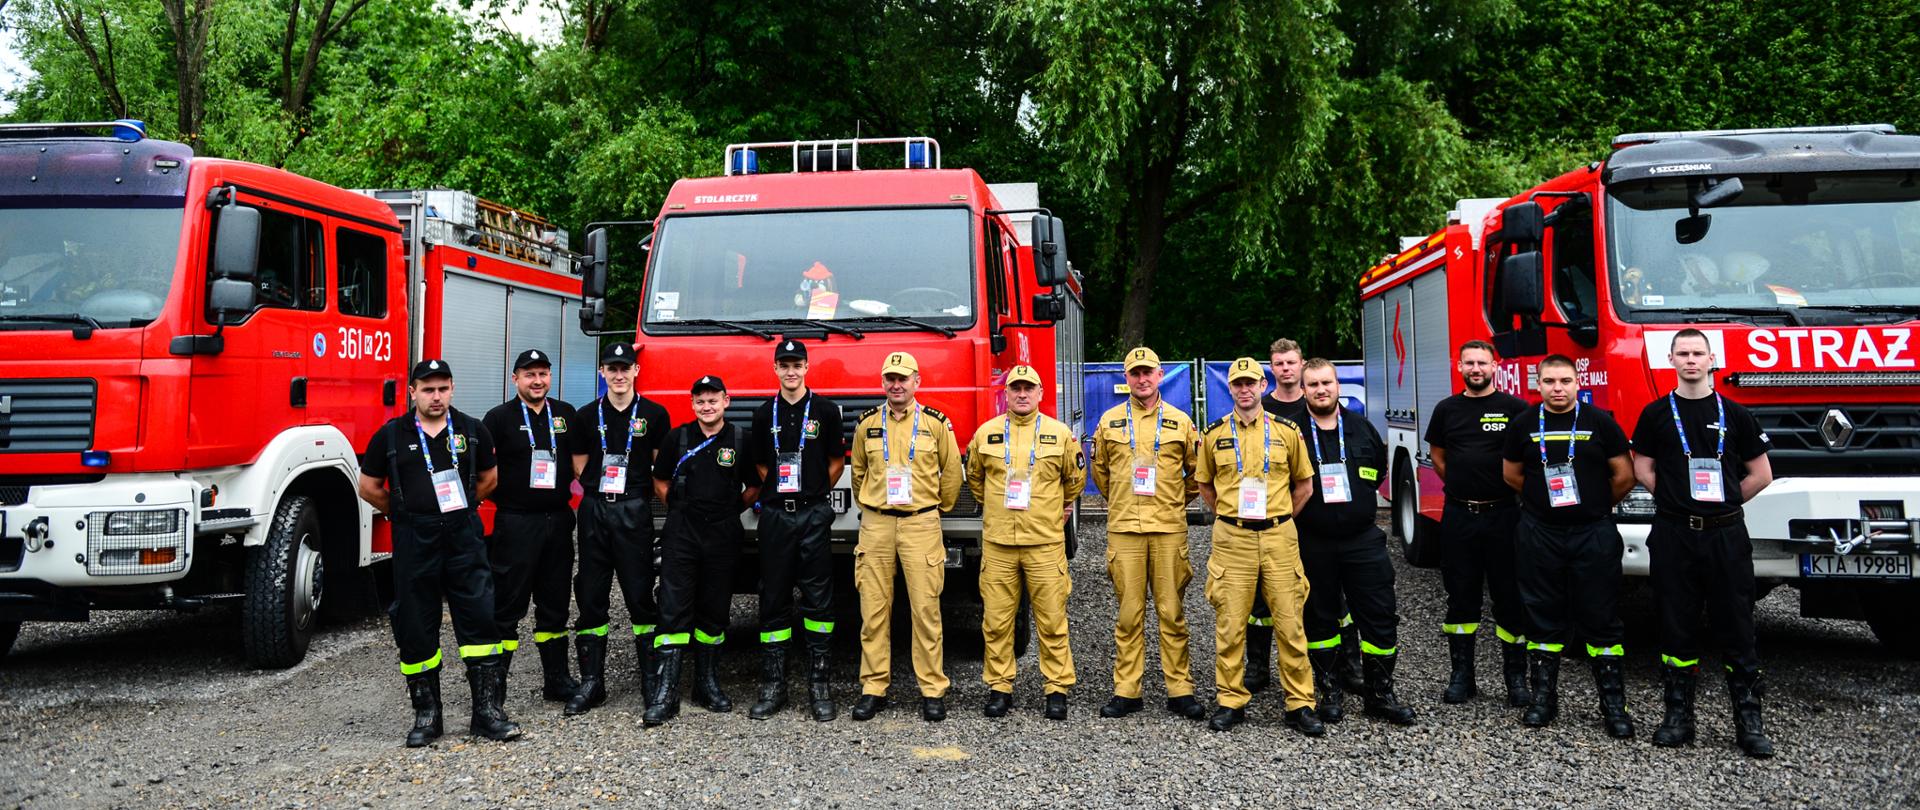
[466,656,523,742]
[1044,693,1068,721]
[1166,695,1206,720]
[921,696,947,722]
[1308,648,1345,723]
[635,632,658,699]
[1652,665,1698,748]
[1443,633,1477,704]
[1208,705,1247,732]
[565,633,608,716]
[1592,657,1634,738]
[749,643,789,720]
[642,647,685,727]
[692,644,733,713]
[808,650,837,722]
[1100,695,1144,718]
[1243,624,1274,693]
[1501,641,1533,708]
[1362,653,1418,725]
[1727,670,1776,759]
[1521,650,1560,728]
[1284,706,1327,737]
[850,694,887,721]
[1335,626,1367,695]
[536,638,580,702]
[984,690,1014,718]
[403,670,443,748]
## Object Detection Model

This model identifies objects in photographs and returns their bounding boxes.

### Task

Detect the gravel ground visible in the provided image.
[2,512,1917,809]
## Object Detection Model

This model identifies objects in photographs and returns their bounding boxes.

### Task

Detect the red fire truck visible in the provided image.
[0,121,593,667]
[1360,124,1920,655]
[580,136,1085,632]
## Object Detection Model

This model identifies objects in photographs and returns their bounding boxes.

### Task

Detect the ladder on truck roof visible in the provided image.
[353,188,573,272]
[723,136,941,175]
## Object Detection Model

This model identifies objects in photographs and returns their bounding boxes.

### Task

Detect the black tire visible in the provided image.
[1863,582,1920,659]
[1392,456,1417,557]
[0,620,19,663]
[242,495,324,668]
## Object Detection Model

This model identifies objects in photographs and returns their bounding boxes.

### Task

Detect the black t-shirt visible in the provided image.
[651,422,759,520]
[1296,407,1388,538]
[1631,391,1770,516]
[1425,391,1530,501]
[361,410,498,517]
[1501,403,1631,525]
[748,391,847,502]
[575,395,671,500]
[1262,393,1309,431]
[481,397,578,512]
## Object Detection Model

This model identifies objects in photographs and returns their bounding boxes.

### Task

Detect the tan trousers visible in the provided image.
[1107,530,1196,699]
[1206,520,1313,710]
[980,540,1075,694]
[855,509,949,697]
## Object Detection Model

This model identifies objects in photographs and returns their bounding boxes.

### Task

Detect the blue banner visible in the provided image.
[1198,360,1366,424]
[1079,361,1195,495]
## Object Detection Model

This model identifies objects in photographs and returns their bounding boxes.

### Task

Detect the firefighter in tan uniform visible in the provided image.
[850,351,964,723]
[1195,357,1323,735]
[965,365,1086,720]
[1091,347,1206,721]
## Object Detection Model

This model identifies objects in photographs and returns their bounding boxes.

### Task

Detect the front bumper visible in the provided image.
[0,474,201,588]
[1617,476,1919,578]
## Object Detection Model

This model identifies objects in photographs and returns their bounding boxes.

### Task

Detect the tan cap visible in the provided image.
[880,351,919,377]
[1007,365,1042,386]
[1123,347,1160,371]
[1227,357,1264,383]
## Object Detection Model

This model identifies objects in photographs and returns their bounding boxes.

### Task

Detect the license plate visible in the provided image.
[1801,553,1917,579]
[829,488,851,515]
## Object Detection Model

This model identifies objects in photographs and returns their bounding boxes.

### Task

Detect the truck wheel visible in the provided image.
[0,621,19,662]
[242,495,323,668]
[1392,457,1417,556]
[1863,582,1920,659]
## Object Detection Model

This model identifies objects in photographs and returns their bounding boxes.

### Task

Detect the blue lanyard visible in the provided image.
[674,430,721,476]
[1126,401,1164,458]
[598,399,638,458]
[773,394,812,456]
[1308,408,1346,466]
[414,416,457,475]
[519,399,557,452]
[882,405,921,465]
[1537,402,1580,466]
[1669,392,1725,460]
[1003,416,1038,477]
[1232,414,1271,476]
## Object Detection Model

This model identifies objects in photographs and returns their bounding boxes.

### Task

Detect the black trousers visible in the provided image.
[1440,502,1528,640]
[1515,511,1625,654]
[1300,525,1399,652]
[487,508,576,646]
[758,500,836,655]
[657,509,742,647]
[573,497,658,637]
[390,512,498,671]
[1649,515,1761,673]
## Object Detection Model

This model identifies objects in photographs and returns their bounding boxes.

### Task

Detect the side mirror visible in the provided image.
[1030,292,1066,322]
[1031,215,1070,287]
[208,277,256,324]
[1501,250,1544,318]
[212,205,260,281]
[580,227,609,333]
[1501,201,1544,244]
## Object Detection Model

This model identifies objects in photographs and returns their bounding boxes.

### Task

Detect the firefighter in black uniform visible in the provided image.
[644,375,761,726]
[1295,358,1415,726]
[481,348,580,709]
[1501,354,1635,738]
[568,342,672,715]
[747,340,847,721]
[357,359,520,747]
[1425,339,1533,707]
[1631,328,1776,758]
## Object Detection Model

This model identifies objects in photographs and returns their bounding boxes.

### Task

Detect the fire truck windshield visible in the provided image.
[0,200,185,328]
[641,207,975,331]
[1608,171,1920,323]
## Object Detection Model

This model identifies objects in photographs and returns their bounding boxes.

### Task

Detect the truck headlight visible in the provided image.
[1613,486,1655,522]
[87,509,188,575]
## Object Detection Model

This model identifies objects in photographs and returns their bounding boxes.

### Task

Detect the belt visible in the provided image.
[590,491,648,504]
[1447,497,1517,514]
[1657,507,1745,531]
[871,505,938,518]
[767,495,828,513]
[1215,514,1291,532]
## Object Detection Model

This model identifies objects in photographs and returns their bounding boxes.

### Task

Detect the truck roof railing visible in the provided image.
[723,136,941,176]
[354,188,572,270]
[0,119,147,142]
[1612,123,1896,149]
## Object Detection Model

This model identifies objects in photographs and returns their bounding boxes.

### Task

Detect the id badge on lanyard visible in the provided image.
[1005,475,1033,510]
[882,406,920,506]
[1319,462,1352,504]
[601,454,629,495]
[776,452,804,494]
[1689,458,1725,503]
[885,465,913,505]
[1132,458,1158,496]
[1238,478,1268,519]
[1545,463,1580,508]
[530,450,558,490]
[432,469,467,513]
[1234,415,1271,519]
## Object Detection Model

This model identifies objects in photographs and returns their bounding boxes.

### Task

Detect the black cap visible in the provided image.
[691,375,726,395]
[600,342,636,366]
[513,348,553,370]
[775,339,808,361]
[411,358,453,381]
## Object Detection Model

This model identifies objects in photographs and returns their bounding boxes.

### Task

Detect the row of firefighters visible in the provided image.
[357,329,1774,758]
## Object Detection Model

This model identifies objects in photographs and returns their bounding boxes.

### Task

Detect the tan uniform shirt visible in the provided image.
[850,402,963,512]
[1091,399,1198,533]
[1194,410,1313,519]
[965,411,1086,544]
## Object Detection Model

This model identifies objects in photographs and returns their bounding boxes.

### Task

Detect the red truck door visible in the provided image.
[305,221,408,450]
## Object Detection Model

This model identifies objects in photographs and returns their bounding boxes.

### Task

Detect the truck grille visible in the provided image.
[1751,404,1920,477]
[0,379,96,452]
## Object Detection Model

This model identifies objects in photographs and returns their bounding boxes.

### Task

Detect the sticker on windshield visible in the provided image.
[1642,294,1665,306]
[1767,284,1807,307]
[652,291,680,311]
[657,309,676,320]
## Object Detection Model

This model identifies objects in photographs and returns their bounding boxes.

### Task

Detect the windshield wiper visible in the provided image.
[838,315,957,338]
[660,318,775,341]
[0,312,106,330]
[1795,303,1920,316]
[753,317,867,340]
[1655,306,1802,326]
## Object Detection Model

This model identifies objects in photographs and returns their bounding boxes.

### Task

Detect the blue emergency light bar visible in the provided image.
[0,119,146,142]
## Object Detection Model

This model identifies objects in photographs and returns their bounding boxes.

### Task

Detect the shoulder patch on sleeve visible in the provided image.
[1206,416,1229,433]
